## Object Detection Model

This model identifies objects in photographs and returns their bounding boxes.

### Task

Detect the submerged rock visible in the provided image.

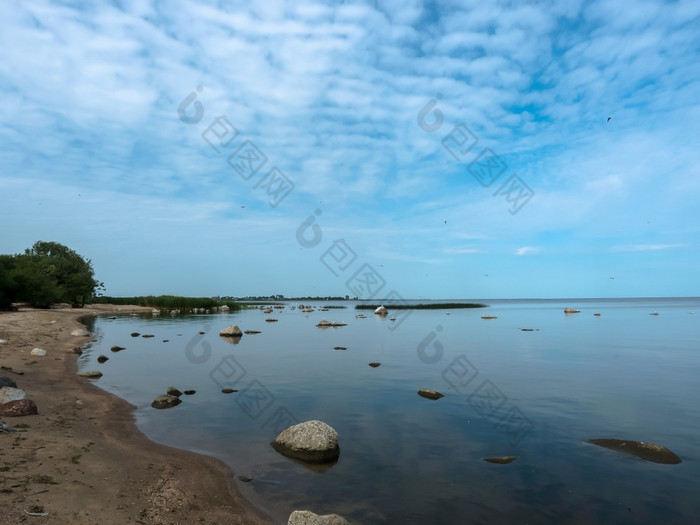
[167,386,183,397]
[333,346,347,351]
[271,420,340,463]
[110,345,125,352]
[151,395,182,409]
[183,389,196,395]
[587,438,682,464]
[244,330,261,334]
[221,388,238,394]
[418,388,444,400]
[78,371,103,379]
[130,332,140,337]
[288,510,351,525]
[97,355,109,363]
[368,362,381,368]
[0,399,38,417]
[220,325,243,337]
[483,456,518,464]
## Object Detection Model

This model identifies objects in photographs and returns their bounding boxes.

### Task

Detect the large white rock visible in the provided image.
[271,420,340,463]
[219,325,243,337]
[71,328,90,337]
[0,387,28,404]
[374,305,388,315]
[288,510,351,525]
[30,348,47,356]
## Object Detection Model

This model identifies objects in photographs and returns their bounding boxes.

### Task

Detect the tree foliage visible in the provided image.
[0,241,103,309]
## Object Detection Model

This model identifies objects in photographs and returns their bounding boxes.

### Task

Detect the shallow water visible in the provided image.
[80,298,700,524]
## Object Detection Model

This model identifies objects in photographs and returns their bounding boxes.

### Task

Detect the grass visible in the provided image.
[92,295,241,310]
[355,302,488,310]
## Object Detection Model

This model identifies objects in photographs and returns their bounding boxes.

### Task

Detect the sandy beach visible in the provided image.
[0,305,273,524]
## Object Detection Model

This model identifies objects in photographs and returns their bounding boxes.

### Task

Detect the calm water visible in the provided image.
[80,298,700,524]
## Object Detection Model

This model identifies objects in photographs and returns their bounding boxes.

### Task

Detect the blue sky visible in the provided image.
[1,0,699,299]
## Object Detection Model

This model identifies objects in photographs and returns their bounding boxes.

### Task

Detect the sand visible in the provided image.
[0,305,273,524]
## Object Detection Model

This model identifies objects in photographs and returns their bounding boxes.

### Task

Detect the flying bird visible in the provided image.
[607,116,612,122]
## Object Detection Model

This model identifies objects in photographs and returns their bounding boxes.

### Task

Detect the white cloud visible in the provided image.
[515,246,540,256]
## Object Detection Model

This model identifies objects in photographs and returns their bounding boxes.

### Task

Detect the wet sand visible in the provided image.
[0,305,273,524]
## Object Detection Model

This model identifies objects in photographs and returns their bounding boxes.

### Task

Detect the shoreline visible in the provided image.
[0,304,273,524]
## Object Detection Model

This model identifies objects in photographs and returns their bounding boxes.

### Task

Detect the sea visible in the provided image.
[79,297,700,524]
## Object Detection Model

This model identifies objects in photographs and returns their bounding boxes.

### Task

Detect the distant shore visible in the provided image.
[0,305,272,525]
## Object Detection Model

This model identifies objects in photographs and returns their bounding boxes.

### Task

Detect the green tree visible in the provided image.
[8,241,103,308]
[0,255,19,309]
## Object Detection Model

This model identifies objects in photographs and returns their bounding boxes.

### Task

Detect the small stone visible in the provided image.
[244,330,261,334]
[265,318,278,322]
[271,420,340,463]
[71,329,90,337]
[142,334,155,338]
[0,419,15,433]
[130,332,140,337]
[0,377,17,389]
[72,347,83,355]
[0,387,28,404]
[110,346,125,352]
[30,348,47,356]
[97,355,109,363]
[183,389,196,395]
[167,386,183,397]
[369,362,381,368]
[220,325,243,337]
[78,371,103,379]
[483,456,517,464]
[418,388,444,400]
[221,388,238,394]
[317,320,331,327]
[288,510,351,525]
[199,331,205,335]
[0,339,8,344]
[151,395,182,409]
[0,399,38,417]
[333,346,347,351]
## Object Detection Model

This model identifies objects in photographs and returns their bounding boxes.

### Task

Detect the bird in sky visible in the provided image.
[607,116,612,122]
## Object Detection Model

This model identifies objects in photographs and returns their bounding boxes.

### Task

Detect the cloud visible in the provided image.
[610,244,687,252]
[515,246,540,256]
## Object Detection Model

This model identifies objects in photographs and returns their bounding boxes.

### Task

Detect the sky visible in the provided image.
[1,0,699,300]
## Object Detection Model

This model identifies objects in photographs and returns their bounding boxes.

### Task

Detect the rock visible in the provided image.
[0,377,17,388]
[265,318,278,322]
[71,328,90,336]
[30,347,46,356]
[72,347,83,355]
[97,355,109,363]
[183,389,196,395]
[0,339,7,344]
[111,345,125,352]
[142,334,155,338]
[368,362,381,368]
[130,332,140,337]
[333,346,347,351]
[167,386,183,397]
[244,330,261,334]
[271,420,340,463]
[317,320,331,327]
[587,438,682,464]
[151,395,182,409]
[0,399,38,417]
[288,510,351,525]
[219,325,243,337]
[221,388,238,394]
[483,456,517,464]
[78,371,103,379]
[0,387,28,404]
[418,388,444,400]
[0,419,15,433]
[374,305,388,315]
